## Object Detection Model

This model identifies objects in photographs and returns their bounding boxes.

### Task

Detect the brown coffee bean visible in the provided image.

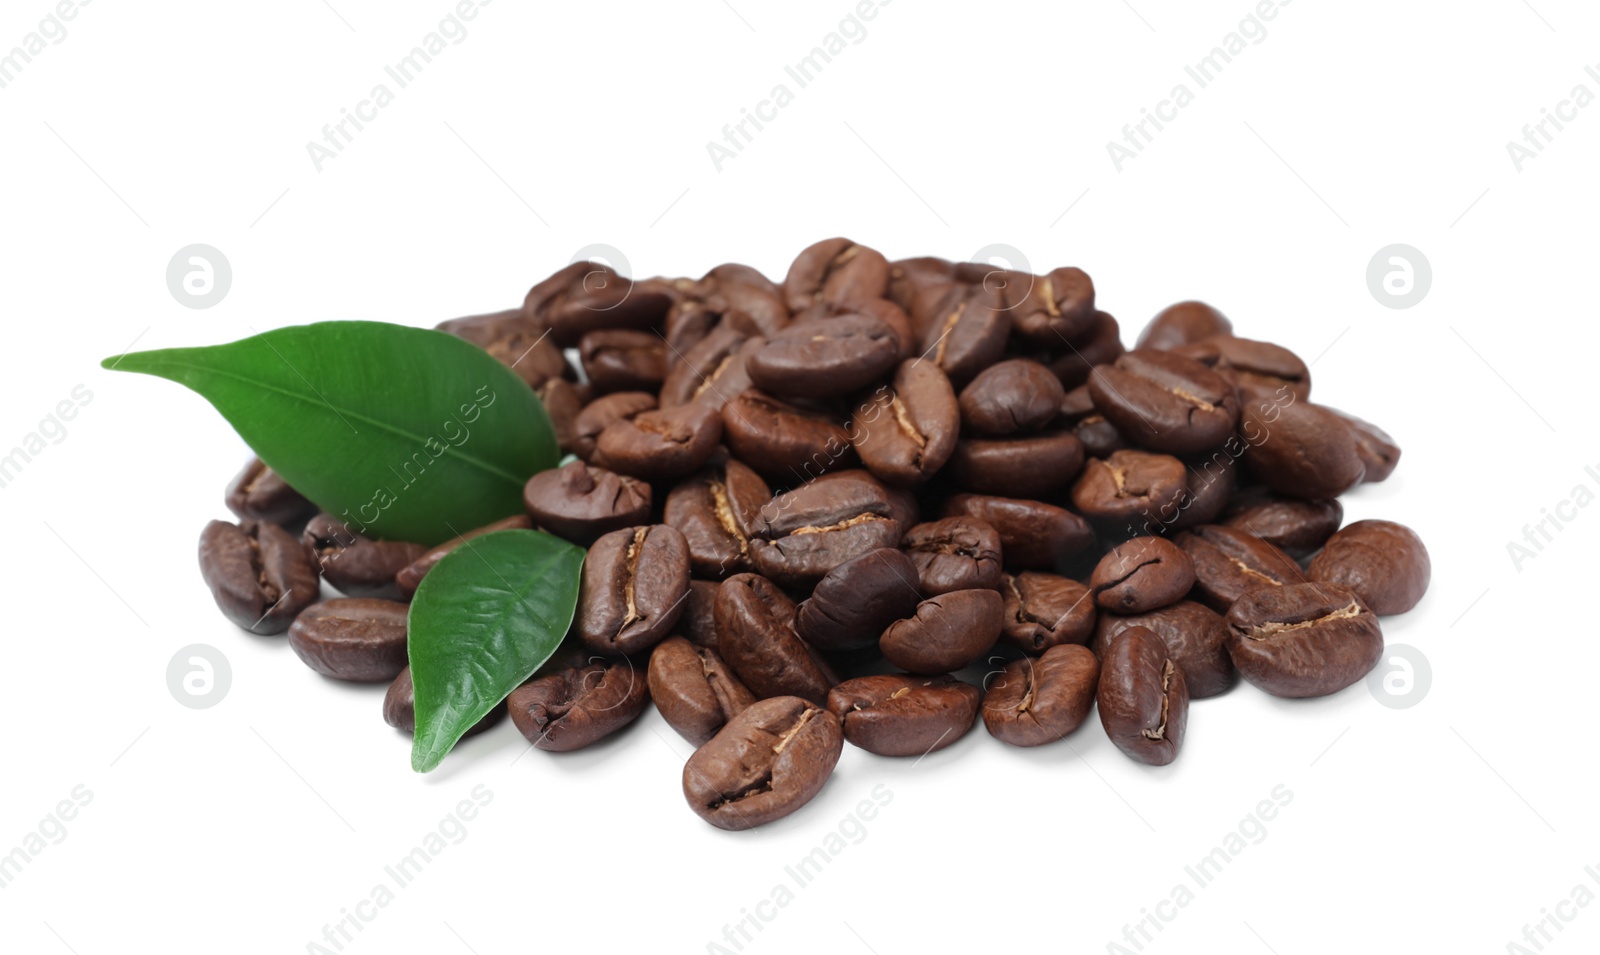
[224,457,315,526]
[659,325,765,410]
[508,660,649,751]
[795,548,922,653]
[1069,450,1188,538]
[1006,267,1096,345]
[681,580,722,649]
[827,674,980,757]
[683,696,843,830]
[1088,349,1241,454]
[901,517,1003,595]
[1136,301,1232,350]
[1092,600,1235,699]
[1172,335,1310,402]
[198,519,320,634]
[1175,524,1306,611]
[1225,583,1383,698]
[288,598,409,682]
[396,515,533,598]
[1167,452,1239,533]
[437,308,571,389]
[947,432,1085,498]
[1240,399,1364,500]
[1046,310,1127,391]
[852,359,960,487]
[748,471,902,588]
[919,283,1011,386]
[1090,537,1196,614]
[578,525,691,656]
[543,276,674,348]
[648,637,758,747]
[571,391,656,463]
[887,256,956,324]
[1329,408,1401,484]
[723,389,856,483]
[536,378,590,458]
[663,458,772,579]
[383,666,504,737]
[747,314,901,398]
[715,574,836,704]
[1221,489,1343,559]
[594,402,723,481]
[958,359,1065,437]
[523,460,651,547]
[982,644,1100,746]
[784,238,890,313]
[1001,572,1095,654]
[880,589,1003,674]
[302,514,426,601]
[1097,627,1188,766]
[940,494,1095,571]
[578,329,667,394]
[1306,520,1430,615]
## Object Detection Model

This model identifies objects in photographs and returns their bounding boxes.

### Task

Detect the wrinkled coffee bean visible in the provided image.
[901,517,1003,596]
[383,666,504,737]
[543,276,673,348]
[595,402,723,481]
[1069,450,1188,537]
[947,431,1085,498]
[1172,335,1310,402]
[578,525,690,656]
[579,329,668,394]
[1329,408,1401,484]
[523,460,651,546]
[715,574,836,704]
[1167,453,1239,533]
[919,283,1011,386]
[749,470,902,588]
[1240,399,1365,500]
[795,548,922,653]
[1088,350,1241,454]
[1090,537,1195,614]
[1092,600,1235,699]
[958,359,1065,437]
[1097,627,1188,765]
[1221,490,1342,559]
[828,674,980,757]
[437,308,571,389]
[1176,524,1306,611]
[1306,520,1430,615]
[396,514,532,598]
[649,637,758,747]
[982,644,1100,747]
[302,514,426,601]
[940,494,1094,571]
[1137,301,1232,350]
[225,457,315,526]
[683,696,843,830]
[723,389,855,483]
[1006,267,1096,345]
[1225,583,1383,698]
[1046,310,1125,390]
[659,325,765,410]
[880,589,1003,674]
[199,519,320,634]
[682,580,722,649]
[887,256,956,325]
[288,598,409,682]
[508,660,649,751]
[663,459,771,579]
[747,314,900,398]
[571,391,656,462]
[784,238,890,313]
[1001,572,1096,654]
[852,359,959,486]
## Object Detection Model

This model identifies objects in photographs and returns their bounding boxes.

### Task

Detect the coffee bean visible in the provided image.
[849,359,959,486]
[1306,520,1430,615]
[1069,450,1188,538]
[1167,452,1239,532]
[199,518,320,634]
[880,589,1003,674]
[940,494,1095,571]
[437,308,571,389]
[1225,583,1383,698]
[536,378,590,458]
[579,329,668,394]
[784,238,890,313]
[1090,537,1195,614]
[1092,600,1235,699]
[747,314,901,398]
[1045,311,1125,390]
[1001,572,1096,654]
[508,660,649,751]
[572,391,656,463]
[396,515,533,598]
[901,517,1003,595]
[982,644,1100,747]
[887,256,956,324]
[1172,335,1310,402]
[715,574,836,704]
[659,325,765,410]
[523,460,651,547]
[302,514,426,601]
[288,598,409,682]
[1240,399,1364,499]
[1136,301,1232,350]
[919,283,1011,386]
[1097,627,1189,765]
[946,431,1085,498]
[578,525,691,656]
[663,458,771,579]
[1088,349,1241,454]
[723,389,856,483]
[827,674,980,756]
[649,636,758,747]
[543,277,673,348]
[958,359,1065,437]
[1221,489,1342,559]
[1175,525,1305,611]
[749,471,902,588]
[383,666,504,737]
[682,696,843,830]
[224,457,315,526]
[681,580,722,649]
[795,548,922,653]
[1329,408,1401,484]
[594,402,723,481]
[1006,267,1096,345]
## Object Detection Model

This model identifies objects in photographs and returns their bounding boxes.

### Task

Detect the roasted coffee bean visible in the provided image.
[901,517,1003,596]
[1097,627,1188,765]
[572,391,656,462]
[795,297,917,361]
[1069,450,1188,538]
[1046,311,1125,390]
[1221,490,1342,559]
[523,461,651,547]
[1001,572,1095,654]
[747,314,900,398]
[199,519,320,634]
[880,589,1003,674]
[919,283,1011,386]
[700,264,790,336]
[715,574,836,704]
[383,666,504,737]
[1172,335,1310,402]
[887,256,956,325]
[683,696,843,830]
[1092,600,1235,699]
[1006,267,1096,345]
[795,548,922,653]
[1176,524,1305,611]
[946,431,1085,497]
[536,378,590,458]
[579,329,668,394]
[1306,520,1430,615]
[649,637,758,746]
[1167,452,1239,532]
[852,359,959,487]
[723,389,855,483]
[659,325,764,410]
[1225,583,1383,698]
[1088,349,1241,454]
[958,359,1065,437]
[508,660,649,751]
[982,644,1099,747]
[663,459,771,579]
[682,580,722,649]
[302,514,426,601]
[225,457,315,526]
[1240,399,1365,499]
[544,277,673,348]
[523,261,613,330]
[437,308,571,389]
[783,238,890,313]
[288,598,409,682]
[396,514,533,598]
[1136,301,1232,350]
[578,525,691,656]
[1090,537,1195,614]
[1329,408,1401,484]
[748,471,902,588]
[940,494,1094,571]
[594,402,723,481]
[827,674,979,757]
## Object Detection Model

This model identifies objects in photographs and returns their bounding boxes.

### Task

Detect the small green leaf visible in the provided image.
[103,321,557,546]
[407,529,585,772]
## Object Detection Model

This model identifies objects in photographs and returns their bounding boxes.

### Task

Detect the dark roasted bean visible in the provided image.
[723,389,856,483]
[649,637,758,747]
[1221,489,1343,559]
[900,517,1003,596]
[508,660,649,750]
[571,391,656,463]
[1092,600,1235,699]
[1001,572,1096,654]
[852,359,960,487]
[1088,349,1241,454]
[1225,583,1383,698]
[1069,450,1188,538]
[199,519,320,634]
[1136,301,1232,350]
[579,329,668,394]
[940,494,1095,571]
[663,459,771,579]
[795,548,922,653]
[746,314,901,398]
[1175,524,1306,611]
[715,574,836,704]
[522,460,651,547]
[880,589,1003,674]
[301,514,425,601]
[594,402,723,481]
[288,598,409,682]
[1240,399,1365,500]
[783,238,890,313]
[1090,536,1195,614]
[958,359,1065,437]
[578,525,691,656]
[982,644,1100,746]
[828,674,979,757]
[1306,520,1430,615]
[749,471,902,588]
[224,457,315,526]
[1097,627,1188,765]
[683,696,843,830]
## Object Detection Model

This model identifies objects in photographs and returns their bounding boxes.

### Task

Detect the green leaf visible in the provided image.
[406,529,585,772]
[102,321,556,546]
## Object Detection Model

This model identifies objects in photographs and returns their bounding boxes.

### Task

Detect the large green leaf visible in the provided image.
[103,321,556,546]
[407,529,585,772]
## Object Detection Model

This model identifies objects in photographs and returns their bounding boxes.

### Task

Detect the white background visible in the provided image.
[2,1,1596,953]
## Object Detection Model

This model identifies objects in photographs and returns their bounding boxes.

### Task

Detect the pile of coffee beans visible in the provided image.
[197,239,1432,830]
